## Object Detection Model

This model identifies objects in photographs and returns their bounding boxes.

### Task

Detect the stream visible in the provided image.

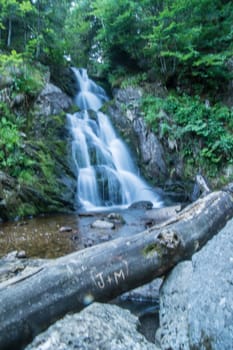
[0,208,150,259]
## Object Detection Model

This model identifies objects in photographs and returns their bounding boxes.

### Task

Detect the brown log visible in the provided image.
[0,190,233,350]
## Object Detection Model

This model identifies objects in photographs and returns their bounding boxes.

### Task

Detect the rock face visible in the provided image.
[26,303,159,350]
[34,83,72,117]
[108,87,167,184]
[0,79,76,221]
[157,217,233,350]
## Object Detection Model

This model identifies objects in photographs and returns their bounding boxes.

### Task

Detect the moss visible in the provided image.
[143,242,164,258]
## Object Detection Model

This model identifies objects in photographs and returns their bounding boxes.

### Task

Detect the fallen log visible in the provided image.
[0,190,233,350]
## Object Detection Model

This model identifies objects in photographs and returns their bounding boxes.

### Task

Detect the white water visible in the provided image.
[67,68,162,211]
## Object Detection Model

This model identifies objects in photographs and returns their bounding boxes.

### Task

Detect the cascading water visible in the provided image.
[67,68,162,211]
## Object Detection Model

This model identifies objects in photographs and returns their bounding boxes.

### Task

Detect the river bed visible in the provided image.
[0,208,149,259]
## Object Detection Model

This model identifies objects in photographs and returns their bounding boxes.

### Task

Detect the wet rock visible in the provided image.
[129,201,153,210]
[91,219,115,229]
[106,212,125,224]
[25,303,159,350]
[59,226,73,233]
[83,239,94,248]
[157,217,233,350]
[15,221,28,227]
[16,250,27,259]
[99,234,112,242]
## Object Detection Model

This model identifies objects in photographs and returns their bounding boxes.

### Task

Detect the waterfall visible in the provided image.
[67,68,162,211]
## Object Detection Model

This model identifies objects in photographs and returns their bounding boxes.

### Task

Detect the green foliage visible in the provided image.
[0,51,44,97]
[120,73,148,88]
[0,112,36,178]
[142,93,233,178]
[0,0,72,65]
[144,0,233,93]
[63,0,233,94]
[0,0,232,96]
[64,0,96,68]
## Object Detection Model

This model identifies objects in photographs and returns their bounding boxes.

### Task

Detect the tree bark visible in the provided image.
[0,190,233,350]
[7,17,12,48]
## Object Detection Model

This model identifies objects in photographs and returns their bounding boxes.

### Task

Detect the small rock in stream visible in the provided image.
[16,250,27,259]
[91,219,115,229]
[59,226,73,233]
[106,212,125,224]
[129,201,153,210]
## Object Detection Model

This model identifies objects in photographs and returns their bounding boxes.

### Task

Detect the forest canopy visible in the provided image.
[0,0,232,93]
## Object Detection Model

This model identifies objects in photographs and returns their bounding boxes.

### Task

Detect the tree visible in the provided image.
[0,0,34,49]
[64,0,97,68]
[144,0,233,92]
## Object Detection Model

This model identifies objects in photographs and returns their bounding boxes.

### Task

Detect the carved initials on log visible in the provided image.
[91,260,129,290]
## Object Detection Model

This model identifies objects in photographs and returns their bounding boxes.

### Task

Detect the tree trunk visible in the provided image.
[7,17,12,48]
[0,190,233,350]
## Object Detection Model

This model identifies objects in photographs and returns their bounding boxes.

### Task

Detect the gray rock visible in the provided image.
[108,87,168,183]
[157,218,233,350]
[59,226,73,233]
[188,218,233,350]
[156,262,192,349]
[129,200,153,210]
[35,83,72,117]
[26,303,159,350]
[106,212,125,224]
[91,219,115,229]
[16,250,27,259]
[133,117,167,180]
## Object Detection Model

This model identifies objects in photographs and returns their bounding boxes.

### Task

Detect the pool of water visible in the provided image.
[0,209,148,259]
[0,214,80,259]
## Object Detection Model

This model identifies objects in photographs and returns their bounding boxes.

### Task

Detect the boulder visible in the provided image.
[157,217,233,350]
[25,303,159,350]
[34,83,72,117]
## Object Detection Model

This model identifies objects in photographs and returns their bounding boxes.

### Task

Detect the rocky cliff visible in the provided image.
[0,75,77,221]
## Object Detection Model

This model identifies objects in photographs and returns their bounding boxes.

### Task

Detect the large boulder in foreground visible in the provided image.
[157,217,233,349]
[25,303,159,350]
